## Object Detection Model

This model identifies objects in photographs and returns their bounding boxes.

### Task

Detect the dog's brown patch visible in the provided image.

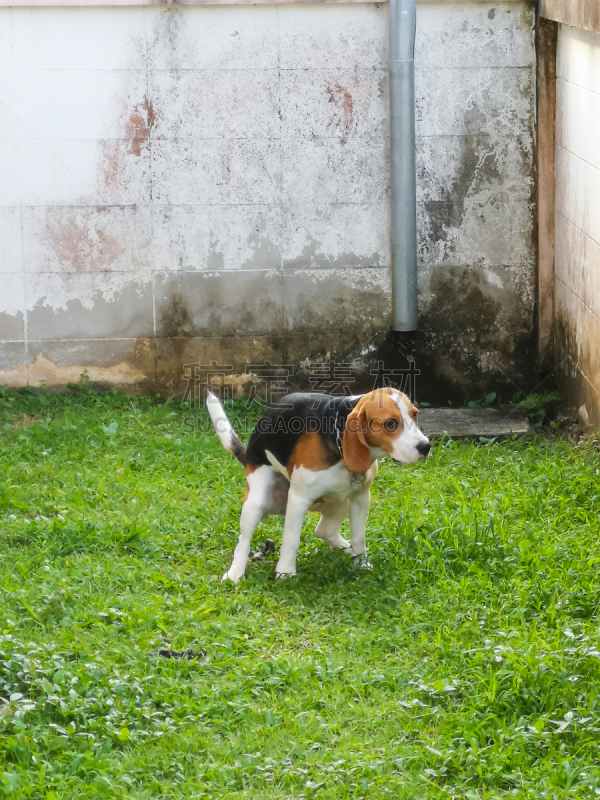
[242,463,262,502]
[287,431,338,477]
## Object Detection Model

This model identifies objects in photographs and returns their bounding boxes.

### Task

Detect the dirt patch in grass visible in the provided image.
[5,412,44,430]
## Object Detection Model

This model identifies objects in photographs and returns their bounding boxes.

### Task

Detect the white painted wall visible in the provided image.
[554,23,600,424]
[0,2,536,393]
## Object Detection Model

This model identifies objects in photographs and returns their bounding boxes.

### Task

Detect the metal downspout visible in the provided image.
[389,0,417,331]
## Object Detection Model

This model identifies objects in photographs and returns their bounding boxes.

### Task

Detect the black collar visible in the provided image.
[332,396,359,456]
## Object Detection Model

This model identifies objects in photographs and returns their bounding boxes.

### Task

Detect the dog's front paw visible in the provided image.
[351,553,372,569]
[275,571,296,580]
[221,566,245,583]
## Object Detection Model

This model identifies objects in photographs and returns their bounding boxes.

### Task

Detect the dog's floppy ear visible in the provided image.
[342,405,371,474]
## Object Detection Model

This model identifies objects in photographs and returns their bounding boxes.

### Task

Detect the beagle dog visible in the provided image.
[207,388,430,583]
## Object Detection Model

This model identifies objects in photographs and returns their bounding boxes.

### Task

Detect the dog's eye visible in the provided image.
[384,418,399,432]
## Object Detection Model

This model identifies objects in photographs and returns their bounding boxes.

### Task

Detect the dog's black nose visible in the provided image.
[417,440,431,457]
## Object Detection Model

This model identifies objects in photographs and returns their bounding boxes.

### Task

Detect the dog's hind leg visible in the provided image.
[314,499,351,551]
[222,465,274,584]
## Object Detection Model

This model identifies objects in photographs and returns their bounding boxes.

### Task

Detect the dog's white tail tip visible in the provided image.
[206,391,246,466]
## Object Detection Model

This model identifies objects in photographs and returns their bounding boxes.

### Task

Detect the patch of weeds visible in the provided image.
[511,391,560,429]
[465,391,498,409]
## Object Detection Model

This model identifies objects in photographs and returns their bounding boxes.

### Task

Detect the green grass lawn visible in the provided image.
[1,389,600,799]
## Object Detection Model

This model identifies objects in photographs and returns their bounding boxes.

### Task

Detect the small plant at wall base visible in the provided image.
[511,392,559,429]
[466,392,498,409]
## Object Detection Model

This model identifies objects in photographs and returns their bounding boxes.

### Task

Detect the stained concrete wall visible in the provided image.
[0,1,536,398]
[554,23,600,426]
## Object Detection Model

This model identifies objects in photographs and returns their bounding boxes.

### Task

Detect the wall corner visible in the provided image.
[535,13,558,370]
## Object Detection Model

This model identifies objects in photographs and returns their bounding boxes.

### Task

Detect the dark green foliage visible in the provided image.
[467,392,497,409]
[510,392,560,429]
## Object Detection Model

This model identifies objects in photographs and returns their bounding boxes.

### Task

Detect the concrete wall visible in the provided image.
[539,0,600,37]
[0,1,537,399]
[554,22,600,426]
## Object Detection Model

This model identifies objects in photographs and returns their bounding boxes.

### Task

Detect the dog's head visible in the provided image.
[342,389,430,473]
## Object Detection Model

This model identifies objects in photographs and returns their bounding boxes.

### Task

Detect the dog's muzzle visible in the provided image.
[417,440,431,458]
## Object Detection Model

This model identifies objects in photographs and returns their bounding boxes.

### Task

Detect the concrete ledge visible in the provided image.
[419,407,531,439]
[539,0,600,36]
[1,0,529,7]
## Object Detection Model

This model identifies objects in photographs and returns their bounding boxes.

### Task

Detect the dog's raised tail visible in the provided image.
[206,391,246,466]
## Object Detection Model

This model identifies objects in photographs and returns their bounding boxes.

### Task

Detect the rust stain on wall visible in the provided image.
[46,214,125,271]
[326,81,354,133]
[97,96,155,188]
[323,70,381,136]
[100,140,122,187]
[126,97,156,157]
